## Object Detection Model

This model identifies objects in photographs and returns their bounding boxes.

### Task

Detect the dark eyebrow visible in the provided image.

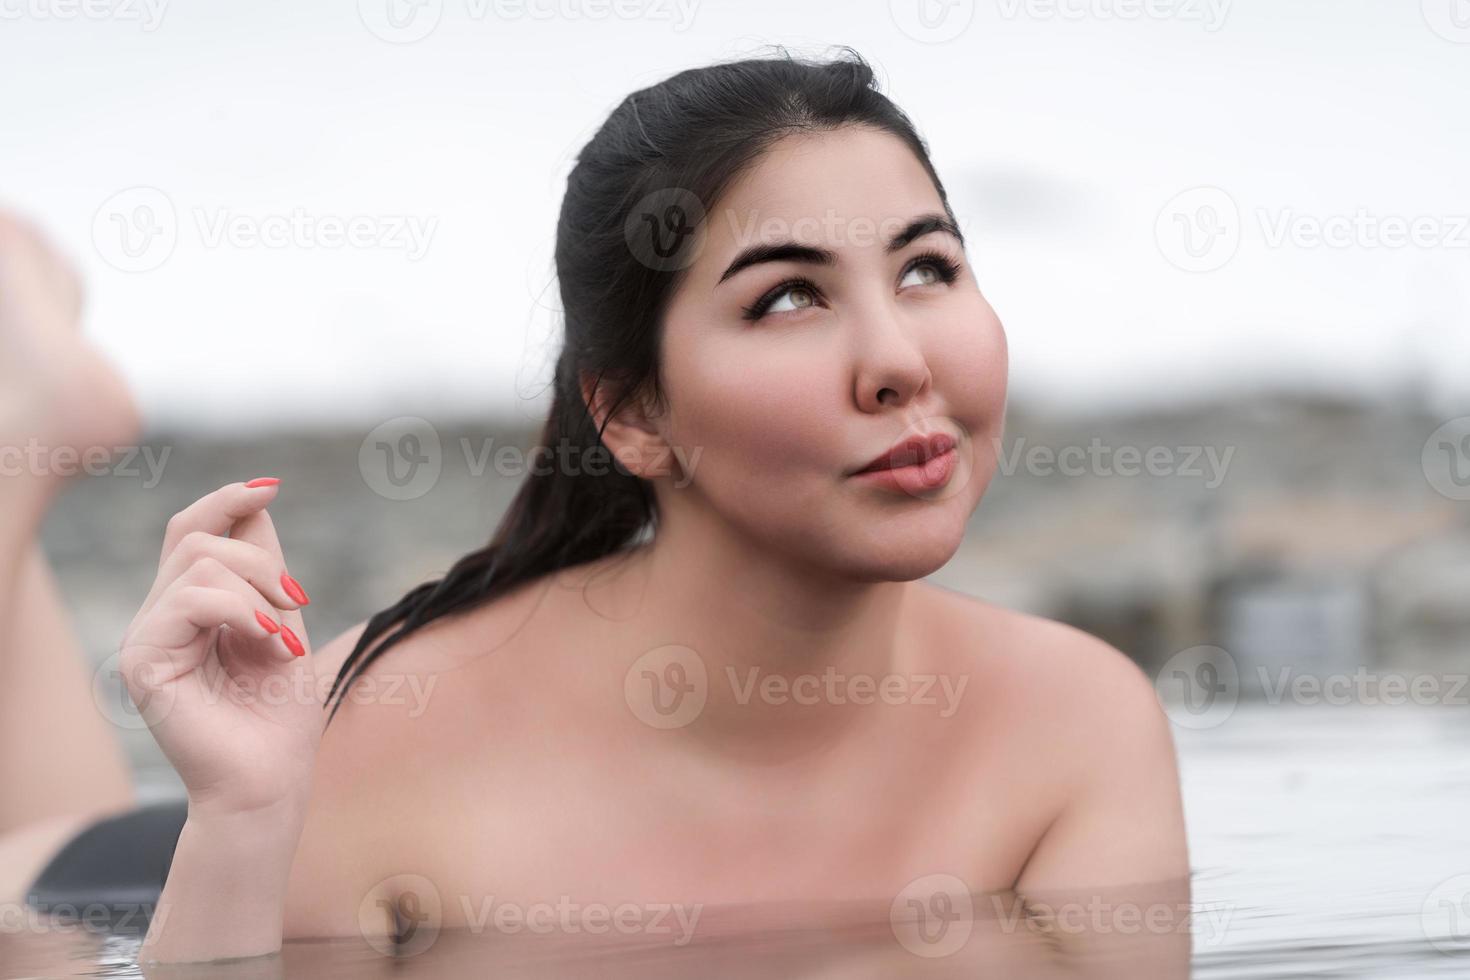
[716,212,964,285]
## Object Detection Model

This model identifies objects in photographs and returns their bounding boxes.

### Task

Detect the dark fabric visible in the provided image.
[24,798,188,933]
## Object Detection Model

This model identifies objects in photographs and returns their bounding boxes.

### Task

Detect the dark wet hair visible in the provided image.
[324,45,957,724]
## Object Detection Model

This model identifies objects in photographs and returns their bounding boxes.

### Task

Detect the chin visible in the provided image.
[835,506,973,583]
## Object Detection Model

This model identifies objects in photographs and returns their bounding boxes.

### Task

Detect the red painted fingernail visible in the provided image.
[255,610,280,634]
[279,624,305,657]
[245,477,280,488]
[281,572,310,606]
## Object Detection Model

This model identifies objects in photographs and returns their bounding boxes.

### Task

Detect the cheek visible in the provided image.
[660,318,846,486]
[932,291,1009,433]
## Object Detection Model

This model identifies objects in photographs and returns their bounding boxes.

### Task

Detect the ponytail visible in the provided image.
[324,353,655,724]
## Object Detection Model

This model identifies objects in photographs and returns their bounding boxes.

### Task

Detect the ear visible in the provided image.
[578,368,671,479]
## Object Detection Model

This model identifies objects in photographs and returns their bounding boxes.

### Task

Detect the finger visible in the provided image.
[180,555,309,661]
[147,531,306,619]
[174,586,285,650]
[227,507,309,637]
[168,557,298,657]
[128,582,296,681]
[160,479,282,569]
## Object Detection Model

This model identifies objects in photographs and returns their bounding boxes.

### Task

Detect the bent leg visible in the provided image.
[0,810,98,909]
[0,542,135,834]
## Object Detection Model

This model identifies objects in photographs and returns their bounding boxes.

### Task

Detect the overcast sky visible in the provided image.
[3,0,1468,432]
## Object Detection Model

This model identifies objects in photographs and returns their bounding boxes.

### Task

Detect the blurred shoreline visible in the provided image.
[38,391,1470,797]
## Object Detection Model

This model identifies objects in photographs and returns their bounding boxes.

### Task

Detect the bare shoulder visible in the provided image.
[915,583,1189,889]
[918,581,1158,687]
[914,581,1173,749]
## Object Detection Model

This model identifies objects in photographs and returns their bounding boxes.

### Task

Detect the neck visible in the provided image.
[586,499,922,753]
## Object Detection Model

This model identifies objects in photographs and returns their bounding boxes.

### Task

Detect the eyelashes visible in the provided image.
[739,249,964,323]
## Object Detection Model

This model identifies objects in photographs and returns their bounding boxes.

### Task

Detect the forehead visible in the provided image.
[702,125,945,253]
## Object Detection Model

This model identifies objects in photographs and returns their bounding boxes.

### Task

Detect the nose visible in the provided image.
[851,299,934,413]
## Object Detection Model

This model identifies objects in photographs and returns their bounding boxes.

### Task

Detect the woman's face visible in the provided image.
[654,124,1008,582]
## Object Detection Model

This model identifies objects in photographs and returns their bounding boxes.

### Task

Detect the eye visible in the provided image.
[898,250,962,290]
[899,263,942,288]
[766,284,818,315]
[741,277,823,321]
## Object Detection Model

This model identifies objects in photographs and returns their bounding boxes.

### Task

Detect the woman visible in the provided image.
[0,49,1189,965]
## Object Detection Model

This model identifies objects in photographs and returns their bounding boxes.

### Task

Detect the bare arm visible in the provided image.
[1011,632,1193,976]
[138,615,402,965]
[1014,641,1190,892]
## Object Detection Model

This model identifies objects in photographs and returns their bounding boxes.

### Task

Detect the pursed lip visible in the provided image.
[850,432,957,476]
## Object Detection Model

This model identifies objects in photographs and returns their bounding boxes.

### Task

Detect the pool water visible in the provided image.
[4,702,1468,977]
[1180,702,1470,978]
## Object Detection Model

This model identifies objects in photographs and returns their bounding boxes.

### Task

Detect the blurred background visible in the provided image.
[6,1,1470,974]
